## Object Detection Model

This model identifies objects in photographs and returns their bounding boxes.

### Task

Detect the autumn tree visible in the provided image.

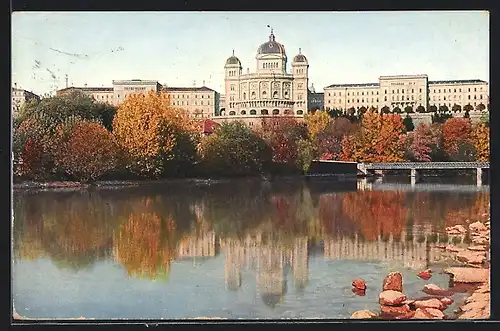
[257,116,308,167]
[112,90,199,178]
[199,121,272,176]
[55,121,121,182]
[315,117,353,160]
[381,106,390,114]
[471,122,489,162]
[340,110,406,162]
[304,110,332,139]
[296,139,316,173]
[405,123,440,162]
[442,118,473,161]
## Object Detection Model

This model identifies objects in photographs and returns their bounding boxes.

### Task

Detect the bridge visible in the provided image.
[357,162,489,186]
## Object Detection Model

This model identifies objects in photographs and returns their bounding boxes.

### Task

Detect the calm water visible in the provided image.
[12,177,489,319]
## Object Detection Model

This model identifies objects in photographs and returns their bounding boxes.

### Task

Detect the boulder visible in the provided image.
[445,245,460,253]
[467,245,487,252]
[469,221,487,232]
[440,297,454,306]
[352,288,366,296]
[422,284,452,296]
[413,298,445,310]
[352,279,367,290]
[382,271,403,292]
[472,236,489,245]
[380,304,412,318]
[379,290,406,306]
[425,308,445,319]
[444,267,489,283]
[417,269,432,280]
[413,308,434,319]
[456,251,486,264]
[351,309,377,319]
[446,225,467,234]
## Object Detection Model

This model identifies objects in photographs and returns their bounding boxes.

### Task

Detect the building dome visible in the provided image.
[225,51,241,66]
[257,30,286,56]
[293,49,307,63]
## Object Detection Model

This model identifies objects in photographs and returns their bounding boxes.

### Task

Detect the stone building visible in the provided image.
[112,79,162,106]
[12,84,40,118]
[162,86,220,119]
[213,29,309,128]
[56,85,114,104]
[324,74,489,113]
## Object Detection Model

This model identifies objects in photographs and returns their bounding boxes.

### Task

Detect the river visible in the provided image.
[12,177,489,319]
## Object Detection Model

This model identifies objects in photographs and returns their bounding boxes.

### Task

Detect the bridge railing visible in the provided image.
[362,162,489,170]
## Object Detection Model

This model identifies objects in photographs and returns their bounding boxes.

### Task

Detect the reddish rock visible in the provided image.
[444,267,489,283]
[352,288,366,296]
[351,310,377,319]
[394,311,416,320]
[425,308,445,319]
[468,245,487,252]
[417,269,432,280]
[472,236,489,245]
[380,304,412,318]
[352,279,367,290]
[445,245,460,253]
[413,298,445,310]
[469,221,487,232]
[446,225,467,234]
[382,271,403,292]
[440,297,454,306]
[422,284,452,296]
[456,251,486,264]
[379,290,406,306]
[413,308,433,319]
[435,244,447,249]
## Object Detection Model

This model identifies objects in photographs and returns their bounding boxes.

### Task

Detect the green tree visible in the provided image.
[429,105,438,113]
[381,106,390,114]
[404,106,414,113]
[392,106,402,114]
[452,104,462,113]
[199,121,272,177]
[463,104,474,112]
[416,105,426,113]
[403,114,415,132]
[296,139,316,174]
[438,105,449,113]
[476,103,486,111]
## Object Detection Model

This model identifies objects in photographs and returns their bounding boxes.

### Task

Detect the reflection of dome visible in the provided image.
[261,292,284,308]
[257,31,286,55]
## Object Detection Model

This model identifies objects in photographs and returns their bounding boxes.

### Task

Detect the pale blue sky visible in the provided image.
[12,11,489,96]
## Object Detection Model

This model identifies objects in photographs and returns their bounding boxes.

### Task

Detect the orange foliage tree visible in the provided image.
[304,110,332,140]
[441,118,473,160]
[257,116,308,165]
[340,110,406,162]
[471,122,489,162]
[114,212,176,280]
[112,91,199,178]
[55,120,121,182]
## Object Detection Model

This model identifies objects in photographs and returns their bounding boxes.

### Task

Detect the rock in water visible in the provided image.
[382,271,403,292]
[469,221,487,232]
[422,284,452,296]
[352,288,366,296]
[413,298,445,310]
[417,269,432,280]
[379,290,406,306]
[351,310,377,319]
[352,279,367,290]
[380,304,411,318]
[440,297,454,306]
[444,267,489,283]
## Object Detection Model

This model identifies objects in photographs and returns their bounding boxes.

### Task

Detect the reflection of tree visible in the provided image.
[114,212,177,280]
[342,191,407,241]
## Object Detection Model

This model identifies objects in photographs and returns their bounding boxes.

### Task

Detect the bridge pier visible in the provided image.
[476,168,483,186]
[410,168,420,186]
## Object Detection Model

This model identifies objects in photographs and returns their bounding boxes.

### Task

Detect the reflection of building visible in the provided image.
[12,84,40,118]
[323,224,440,269]
[222,234,309,307]
[176,231,217,258]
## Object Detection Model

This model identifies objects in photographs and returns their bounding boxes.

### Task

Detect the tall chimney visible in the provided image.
[84,83,87,88]
[65,74,68,88]
[247,68,249,74]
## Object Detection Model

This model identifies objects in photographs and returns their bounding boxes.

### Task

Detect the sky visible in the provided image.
[12,11,489,96]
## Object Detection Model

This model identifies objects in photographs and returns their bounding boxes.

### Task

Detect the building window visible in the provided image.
[480,94,482,99]
[402,89,404,93]
[459,88,462,92]
[474,88,477,92]
[339,99,341,103]
[385,90,387,94]
[468,95,471,100]
[329,93,331,96]
[468,88,470,92]
[377,98,379,102]
[230,85,235,91]
[333,92,336,96]
[412,89,414,93]
[348,92,350,96]
[474,95,477,99]
[339,92,341,96]
[357,91,359,96]
[361,92,364,95]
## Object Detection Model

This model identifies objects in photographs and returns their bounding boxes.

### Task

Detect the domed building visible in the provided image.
[216,29,309,127]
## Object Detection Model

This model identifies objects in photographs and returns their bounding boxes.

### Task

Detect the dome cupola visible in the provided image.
[293,48,308,63]
[257,28,286,55]
[225,50,241,66]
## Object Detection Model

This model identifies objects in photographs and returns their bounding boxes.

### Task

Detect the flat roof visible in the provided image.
[428,79,488,85]
[163,86,216,92]
[325,83,379,89]
[57,87,113,92]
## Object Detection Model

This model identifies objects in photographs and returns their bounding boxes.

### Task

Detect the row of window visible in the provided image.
[263,62,279,69]
[229,91,302,101]
[432,95,484,101]
[124,87,148,91]
[225,109,304,116]
[228,70,239,76]
[172,94,210,99]
[433,87,483,93]
[172,100,211,106]
[432,102,481,107]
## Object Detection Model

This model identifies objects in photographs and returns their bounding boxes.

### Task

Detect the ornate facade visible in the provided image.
[215,29,309,128]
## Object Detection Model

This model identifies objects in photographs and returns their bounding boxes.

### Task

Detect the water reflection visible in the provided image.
[12,180,489,316]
